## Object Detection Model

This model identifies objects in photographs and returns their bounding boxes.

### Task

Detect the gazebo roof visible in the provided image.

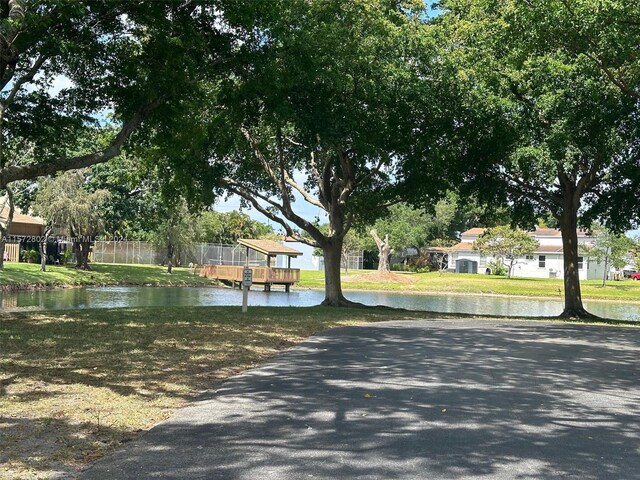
[238,239,303,257]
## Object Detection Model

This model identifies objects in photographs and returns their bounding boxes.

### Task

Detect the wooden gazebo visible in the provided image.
[198,239,303,292]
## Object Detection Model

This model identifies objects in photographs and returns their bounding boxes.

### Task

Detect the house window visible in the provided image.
[577,256,583,270]
[525,255,534,260]
[479,255,486,267]
[539,255,546,268]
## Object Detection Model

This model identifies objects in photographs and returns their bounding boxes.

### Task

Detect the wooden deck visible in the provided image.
[197,265,300,292]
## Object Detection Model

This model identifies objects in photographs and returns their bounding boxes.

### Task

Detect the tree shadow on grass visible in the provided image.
[1,307,321,477]
[0,414,134,479]
[81,321,640,480]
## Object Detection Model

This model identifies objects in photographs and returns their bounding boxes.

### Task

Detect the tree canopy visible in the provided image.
[196,211,273,244]
[435,0,640,317]
[32,170,110,269]
[200,0,439,305]
[0,1,235,189]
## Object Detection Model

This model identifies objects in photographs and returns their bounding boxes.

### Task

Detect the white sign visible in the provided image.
[243,267,253,287]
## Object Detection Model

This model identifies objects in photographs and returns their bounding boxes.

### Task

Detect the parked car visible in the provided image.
[630,272,640,281]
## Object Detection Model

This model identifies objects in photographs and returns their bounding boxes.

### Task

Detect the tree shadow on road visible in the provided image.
[82,321,640,479]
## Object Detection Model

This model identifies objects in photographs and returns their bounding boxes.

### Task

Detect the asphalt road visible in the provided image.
[81,320,640,479]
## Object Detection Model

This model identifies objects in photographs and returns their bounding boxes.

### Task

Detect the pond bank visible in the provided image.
[0,263,215,292]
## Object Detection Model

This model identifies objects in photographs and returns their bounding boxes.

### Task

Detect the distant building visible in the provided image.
[448,227,607,280]
[1,205,46,262]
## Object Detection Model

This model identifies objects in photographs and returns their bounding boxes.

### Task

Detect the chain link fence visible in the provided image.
[92,241,271,266]
[92,240,362,270]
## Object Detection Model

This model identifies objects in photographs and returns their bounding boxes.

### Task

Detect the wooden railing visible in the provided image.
[198,265,300,284]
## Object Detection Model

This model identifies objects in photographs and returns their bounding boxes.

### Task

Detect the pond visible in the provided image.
[1,286,639,321]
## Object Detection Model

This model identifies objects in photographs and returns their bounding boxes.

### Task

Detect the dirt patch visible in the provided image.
[343,271,415,284]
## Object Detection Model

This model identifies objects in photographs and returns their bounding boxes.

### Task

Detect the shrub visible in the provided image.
[22,249,39,263]
[486,258,508,276]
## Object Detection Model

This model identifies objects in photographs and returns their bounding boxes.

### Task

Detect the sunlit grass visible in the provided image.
[299,270,640,302]
[0,262,214,290]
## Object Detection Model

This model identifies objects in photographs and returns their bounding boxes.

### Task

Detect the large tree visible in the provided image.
[203,0,438,305]
[32,170,110,270]
[0,1,234,190]
[437,0,640,318]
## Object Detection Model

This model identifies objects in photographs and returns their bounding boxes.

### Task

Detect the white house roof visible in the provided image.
[453,226,599,255]
[460,227,592,239]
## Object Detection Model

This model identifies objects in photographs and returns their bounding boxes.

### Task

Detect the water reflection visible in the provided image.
[0,286,638,321]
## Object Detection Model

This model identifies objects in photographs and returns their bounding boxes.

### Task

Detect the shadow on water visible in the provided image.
[81,321,640,480]
[1,286,639,321]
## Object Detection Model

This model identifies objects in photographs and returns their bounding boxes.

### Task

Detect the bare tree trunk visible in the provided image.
[370,229,393,273]
[558,197,596,319]
[39,226,52,272]
[508,257,515,279]
[0,186,15,271]
[341,250,349,273]
[166,244,174,274]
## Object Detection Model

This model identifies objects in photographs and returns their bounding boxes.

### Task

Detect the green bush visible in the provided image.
[61,249,74,264]
[22,249,39,263]
[486,258,508,276]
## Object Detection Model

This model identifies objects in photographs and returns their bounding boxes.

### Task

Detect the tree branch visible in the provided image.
[2,53,47,108]
[223,181,319,247]
[221,176,325,244]
[354,156,387,189]
[240,126,280,186]
[504,172,559,212]
[0,99,162,188]
[283,170,324,209]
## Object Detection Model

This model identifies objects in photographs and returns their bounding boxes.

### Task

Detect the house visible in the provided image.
[1,205,46,262]
[448,227,607,280]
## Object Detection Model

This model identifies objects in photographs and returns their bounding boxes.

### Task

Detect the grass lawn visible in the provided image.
[0,306,432,479]
[1,306,638,479]
[299,270,640,302]
[0,262,214,290]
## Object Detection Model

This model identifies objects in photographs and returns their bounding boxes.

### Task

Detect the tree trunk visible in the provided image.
[0,186,15,271]
[39,236,47,272]
[321,237,357,306]
[508,257,515,279]
[74,240,92,270]
[166,244,174,274]
[558,206,596,319]
[370,229,393,273]
[39,226,52,272]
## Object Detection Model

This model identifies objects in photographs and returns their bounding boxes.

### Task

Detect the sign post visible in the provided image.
[242,267,252,313]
